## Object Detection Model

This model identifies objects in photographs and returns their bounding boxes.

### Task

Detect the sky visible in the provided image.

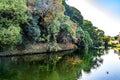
[66,0,120,36]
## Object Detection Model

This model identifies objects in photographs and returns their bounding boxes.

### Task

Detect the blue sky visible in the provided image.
[67,0,120,36]
[91,0,120,19]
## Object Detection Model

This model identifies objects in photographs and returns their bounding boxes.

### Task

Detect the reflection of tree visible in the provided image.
[114,50,120,56]
[0,49,103,80]
[114,50,117,54]
[92,56,103,69]
[0,58,17,80]
[104,48,109,54]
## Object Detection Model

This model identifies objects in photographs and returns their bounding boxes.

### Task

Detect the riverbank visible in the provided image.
[0,43,77,57]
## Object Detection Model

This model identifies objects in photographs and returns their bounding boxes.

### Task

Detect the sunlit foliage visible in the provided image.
[0,0,105,52]
[0,26,21,50]
[0,0,27,50]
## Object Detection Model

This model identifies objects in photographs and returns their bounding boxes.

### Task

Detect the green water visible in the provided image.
[1,49,120,80]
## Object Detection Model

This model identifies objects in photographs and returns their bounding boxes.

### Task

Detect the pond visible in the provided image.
[0,49,120,80]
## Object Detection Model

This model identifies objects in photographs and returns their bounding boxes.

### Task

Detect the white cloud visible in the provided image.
[67,0,120,36]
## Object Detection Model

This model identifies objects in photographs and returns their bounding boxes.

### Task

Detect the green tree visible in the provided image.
[48,20,60,42]
[63,0,83,25]
[0,26,21,50]
[76,26,93,48]
[103,35,110,47]
[57,15,76,43]
[0,0,28,25]
[81,20,104,47]
[0,0,28,51]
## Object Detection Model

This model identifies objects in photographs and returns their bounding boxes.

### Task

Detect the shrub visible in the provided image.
[0,0,28,50]
[61,22,74,36]
[48,20,60,42]
[0,26,22,50]
[76,26,93,48]
[0,0,28,25]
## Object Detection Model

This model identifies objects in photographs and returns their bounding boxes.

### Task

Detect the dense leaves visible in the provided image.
[81,20,104,47]
[0,0,105,52]
[0,0,28,25]
[0,26,21,50]
[63,0,83,25]
[57,15,76,44]
[0,0,28,50]
[76,26,93,48]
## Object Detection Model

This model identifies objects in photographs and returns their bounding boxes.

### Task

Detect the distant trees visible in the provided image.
[63,0,104,49]
[63,0,83,25]
[103,35,110,47]
[81,20,104,47]
[114,32,120,43]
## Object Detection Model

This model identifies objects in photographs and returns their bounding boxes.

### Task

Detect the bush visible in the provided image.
[0,26,22,50]
[0,0,28,51]
[0,0,28,25]
[76,26,93,48]
[61,22,74,36]
[48,20,60,42]
[22,19,41,43]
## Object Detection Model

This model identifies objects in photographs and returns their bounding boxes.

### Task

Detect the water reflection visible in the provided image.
[79,49,120,80]
[0,49,104,80]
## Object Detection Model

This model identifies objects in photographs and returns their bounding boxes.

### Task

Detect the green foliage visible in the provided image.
[35,0,64,25]
[53,14,76,44]
[0,26,21,49]
[81,20,104,47]
[61,22,74,36]
[34,0,65,43]
[48,20,60,42]
[58,15,75,36]
[103,35,110,45]
[0,0,28,24]
[59,0,63,4]
[63,0,83,25]
[58,14,70,23]
[76,26,85,38]
[39,34,50,42]
[76,26,93,48]
[84,31,93,46]
[47,42,61,52]
[0,0,28,51]
[22,17,41,44]
[48,20,60,34]
[0,0,105,52]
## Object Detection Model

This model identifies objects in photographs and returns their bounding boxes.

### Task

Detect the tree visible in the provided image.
[0,26,21,51]
[76,26,93,48]
[57,15,76,44]
[63,0,83,25]
[48,20,59,42]
[81,20,104,47]
[103,35,110,48]
[0,0,28,25]
[0,0,28,51]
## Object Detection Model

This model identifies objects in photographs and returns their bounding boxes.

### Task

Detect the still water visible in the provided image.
[0,49,120,80]
[79,49,120,80]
